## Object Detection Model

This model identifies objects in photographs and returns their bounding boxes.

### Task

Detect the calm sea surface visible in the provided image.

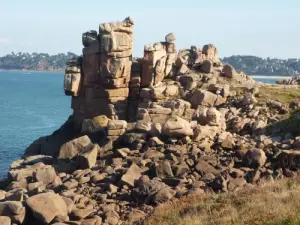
[0,71,71,178]
[0,72,278,177]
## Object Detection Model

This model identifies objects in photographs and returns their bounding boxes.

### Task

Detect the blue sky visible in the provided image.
[0,0,300,58]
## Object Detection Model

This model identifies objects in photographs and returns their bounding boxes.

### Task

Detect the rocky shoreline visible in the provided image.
[0,17,300,225]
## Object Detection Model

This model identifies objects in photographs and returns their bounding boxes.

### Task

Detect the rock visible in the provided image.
[144,149,165,159]
[221,138,235,150]
[0,201,25,224]
[195,160,219,176]
[155,161,174,178]
[58,136,91,160]
[135,121,152,132]
[117,148,130,158]
[81,115,108,133]
[26,193,68,224]
[107,120,127,130]
[200,60,213,73]
[189,89,217,108]
[172,163,189,176]
[34,165,57,185]
[242,93,257,106]
[153,187,176,204]
[0,216,11,225]
[193,125,218,142]
[222,64,237,78]
[148,137,164,147]
[243,148,267,168]
[162,116,193,137]
[121,164,142,187]
[72,208,95,220]
[205,107,221,126]
[104,210,119,225]
[62,197,74,214]
[77,144,99,169]
[63,180,78,190]
[165,32,176,43]
[177,64,189,76]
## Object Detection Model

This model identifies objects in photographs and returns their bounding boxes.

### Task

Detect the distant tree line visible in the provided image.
[0,52,78,71]
[1,52,300,76]
[222,55,300,76]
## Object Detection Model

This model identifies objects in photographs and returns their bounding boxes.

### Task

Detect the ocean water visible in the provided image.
[0,72,278,178]
[0,71,71,178]
[253,77,277,84]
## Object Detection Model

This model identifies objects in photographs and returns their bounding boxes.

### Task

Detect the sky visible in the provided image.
[0,0,300,58]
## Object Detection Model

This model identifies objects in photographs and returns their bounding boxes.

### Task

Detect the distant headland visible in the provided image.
[1,52,300,76]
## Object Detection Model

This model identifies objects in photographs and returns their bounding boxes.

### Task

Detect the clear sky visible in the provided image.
[0,0,300,58]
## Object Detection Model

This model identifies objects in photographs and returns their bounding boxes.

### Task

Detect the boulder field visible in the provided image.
[1,17,300,225]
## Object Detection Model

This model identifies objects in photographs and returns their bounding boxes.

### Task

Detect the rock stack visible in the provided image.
[68,17,134,128]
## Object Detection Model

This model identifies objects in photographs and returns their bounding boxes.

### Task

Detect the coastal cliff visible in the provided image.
[1,17,300,225]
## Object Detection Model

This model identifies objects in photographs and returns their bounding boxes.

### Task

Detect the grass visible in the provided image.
[143,178,300,225]
[257,85,300,104]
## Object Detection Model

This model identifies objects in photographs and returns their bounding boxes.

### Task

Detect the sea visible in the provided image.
[0,71,71,178]
[0,72,283,178]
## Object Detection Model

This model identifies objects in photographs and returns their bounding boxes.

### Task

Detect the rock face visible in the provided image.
[26,193,68,224]
[162,116,193,137]
[1,16,295,225]
[58,135,91,160]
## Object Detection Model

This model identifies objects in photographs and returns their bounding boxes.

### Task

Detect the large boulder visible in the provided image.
[222,64,237,78]
[243,148,267,168]
[205,107,221,126]
[34,165,57,185]
[77,144,100,169]
[26,193,68,224]
[0,201,25,224]
[162,116,193,137]
[58,135,91,160]
[121,164,142,187]
[189,89,217,108]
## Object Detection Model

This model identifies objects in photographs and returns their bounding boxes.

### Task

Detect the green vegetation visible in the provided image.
[0,52,78,71]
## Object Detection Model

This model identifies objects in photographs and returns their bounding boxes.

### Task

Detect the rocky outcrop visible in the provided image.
[1,16,296,225]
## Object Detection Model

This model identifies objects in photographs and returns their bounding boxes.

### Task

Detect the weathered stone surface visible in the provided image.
[243,148,267,168]
[165,33,176,43]
[189,90,217,108]
[0,216,11,225]
[195,160,219,176]
[34,165,57,185]
[0,201,25,224]
[121,164,142,187]
[107,120,127,130]
[222,64,236,78]
[26,193,68,224]
[162,116,193,137]
[153,187,176,204]
[77,144,99,169]
[59,136,91,160]
[155,161,174,178]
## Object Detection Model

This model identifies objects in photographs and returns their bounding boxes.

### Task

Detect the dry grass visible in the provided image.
[255,85,300,104]
[144,178,300,225]
[231,84,300,105]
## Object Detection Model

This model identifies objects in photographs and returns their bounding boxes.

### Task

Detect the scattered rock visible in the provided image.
[26,193,68,224]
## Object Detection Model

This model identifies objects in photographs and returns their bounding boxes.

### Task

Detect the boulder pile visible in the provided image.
[0,17,298,225]
[276,75,300,85]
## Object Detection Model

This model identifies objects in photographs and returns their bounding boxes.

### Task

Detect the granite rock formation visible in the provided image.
[0,17,297,225]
